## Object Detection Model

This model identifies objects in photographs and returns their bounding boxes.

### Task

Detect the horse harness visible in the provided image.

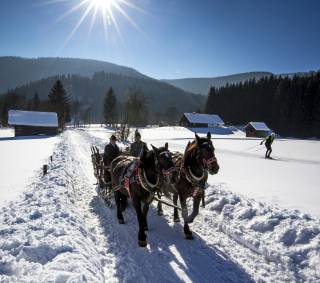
[173,149,211,198]
[113,157,163,202]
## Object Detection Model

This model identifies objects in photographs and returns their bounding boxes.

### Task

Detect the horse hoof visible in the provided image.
[118,219,125,224]
[185,233,194,240]
[138,240,147,247]
[173,218,180,223]
[158,211,164,216]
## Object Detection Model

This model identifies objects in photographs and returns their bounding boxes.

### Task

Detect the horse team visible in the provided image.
[91,132,219,247]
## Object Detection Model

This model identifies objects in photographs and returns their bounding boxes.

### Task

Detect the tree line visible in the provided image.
[0,80,71,129]
[0,79,182,129]
[3,72,203,124]
[205,72,320,138]
[103,86,181,126]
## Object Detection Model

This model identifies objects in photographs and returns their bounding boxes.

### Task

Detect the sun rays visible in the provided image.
[45,0,145,49]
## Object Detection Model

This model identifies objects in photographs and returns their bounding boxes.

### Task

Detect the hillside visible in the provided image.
[163,72,272,95]
[4,72,204,122]
[0,57,148,93]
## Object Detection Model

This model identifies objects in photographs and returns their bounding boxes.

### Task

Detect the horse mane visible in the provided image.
[184,140,198,165]
[186,141,197,154]
[184,136,210,165]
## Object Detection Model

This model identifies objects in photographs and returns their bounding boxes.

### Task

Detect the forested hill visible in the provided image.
[0,57,148,93]
[205,73,320,138]
[163,72,272,95]
[2,72,204,122]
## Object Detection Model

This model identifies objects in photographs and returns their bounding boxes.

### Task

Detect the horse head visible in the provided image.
[193,132,219,175]
[151,143,178,184]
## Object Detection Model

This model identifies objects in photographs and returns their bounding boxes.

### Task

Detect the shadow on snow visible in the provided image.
[90,196,253,283]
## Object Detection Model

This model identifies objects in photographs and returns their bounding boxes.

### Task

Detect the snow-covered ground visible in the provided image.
[88,126,320,217]
[0,126,319,282]
[0,128,59,208]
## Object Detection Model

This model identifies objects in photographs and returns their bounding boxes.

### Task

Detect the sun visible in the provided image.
[49,0,146,49]
[91,0,116,11]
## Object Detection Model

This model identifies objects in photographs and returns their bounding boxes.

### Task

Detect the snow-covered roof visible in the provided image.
[246,122,271,131]
[184,113,224,125]
[8,110,58,127]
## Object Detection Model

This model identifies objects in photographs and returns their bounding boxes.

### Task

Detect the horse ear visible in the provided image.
[195,133,200,143]
[151,144,159,154]
[165,142,168,150]
[207,132,211,140]
[139,146,148,160]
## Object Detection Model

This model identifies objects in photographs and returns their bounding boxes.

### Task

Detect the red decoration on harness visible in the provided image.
[124,176,131,198]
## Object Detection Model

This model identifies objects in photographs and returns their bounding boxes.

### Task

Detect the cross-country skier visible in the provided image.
[260,132,275,159]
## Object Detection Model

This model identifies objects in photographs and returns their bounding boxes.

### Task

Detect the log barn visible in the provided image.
[179,113,224,128]
[244,122,271,137]
[8,110,58,137]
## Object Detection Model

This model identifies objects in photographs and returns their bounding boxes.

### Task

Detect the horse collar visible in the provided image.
[138,167,160,192]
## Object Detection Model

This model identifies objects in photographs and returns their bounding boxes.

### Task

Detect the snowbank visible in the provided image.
[203,185,320,281]
[0,134,106,282]
[0,128,58,208]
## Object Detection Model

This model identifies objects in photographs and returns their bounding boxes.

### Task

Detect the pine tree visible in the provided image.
[165,106,179,125]
[48,80,70,129]
[32,92,40,111]
[125,90,148,126]
[103,87,117,126]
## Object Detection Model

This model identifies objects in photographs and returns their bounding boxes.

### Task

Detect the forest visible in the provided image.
[0,71,203,124]
[205,72,320,138]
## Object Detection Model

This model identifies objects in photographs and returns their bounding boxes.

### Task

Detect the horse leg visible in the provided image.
[173,193,180,222]
[120,194,127,212]
[142,203,149,231]
[132,195,147,247]
[186,193,202,224]
[179,198,193,240]
[114,191,124,224]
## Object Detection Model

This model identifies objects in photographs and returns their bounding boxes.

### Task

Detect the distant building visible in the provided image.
[244,122,271,137]
[8,110,58,137]
[179,113,224,128]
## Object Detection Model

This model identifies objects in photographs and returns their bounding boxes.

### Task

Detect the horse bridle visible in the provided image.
[156,151,177,181]
[196,142,217,170]
[183,141,215,185]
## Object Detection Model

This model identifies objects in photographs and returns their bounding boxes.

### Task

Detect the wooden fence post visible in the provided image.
[43,164,48,176]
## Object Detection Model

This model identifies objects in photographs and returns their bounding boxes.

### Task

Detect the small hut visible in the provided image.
[8,110,58,137]
[180,113,224,128]
[244,122,271,137]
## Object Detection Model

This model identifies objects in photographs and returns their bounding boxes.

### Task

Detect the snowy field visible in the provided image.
[0,126,319,282]
[88,126,320,217]
[0,128,59,208]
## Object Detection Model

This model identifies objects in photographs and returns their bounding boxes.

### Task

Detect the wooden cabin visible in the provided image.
[244,122,271,137]
[180,113,224,128]
[8,110,58,137]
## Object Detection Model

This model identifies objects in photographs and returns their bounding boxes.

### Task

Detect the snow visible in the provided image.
[8,110,58,127]
[0,125,319,282]
[0,128,58,208]
[246,122,271,132]
[129,126,320,217]
[183,113,224,125]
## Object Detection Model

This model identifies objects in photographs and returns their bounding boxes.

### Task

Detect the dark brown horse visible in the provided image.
[160,132,219,239]
[110,143,178,247]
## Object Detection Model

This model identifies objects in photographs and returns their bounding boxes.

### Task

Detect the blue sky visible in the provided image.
[0,0,319,79]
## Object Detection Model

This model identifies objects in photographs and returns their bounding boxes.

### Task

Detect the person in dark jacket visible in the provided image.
[260,132,275,158]
[103,134,120,189]
[104,134,120,165]
[130,131,148,157]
